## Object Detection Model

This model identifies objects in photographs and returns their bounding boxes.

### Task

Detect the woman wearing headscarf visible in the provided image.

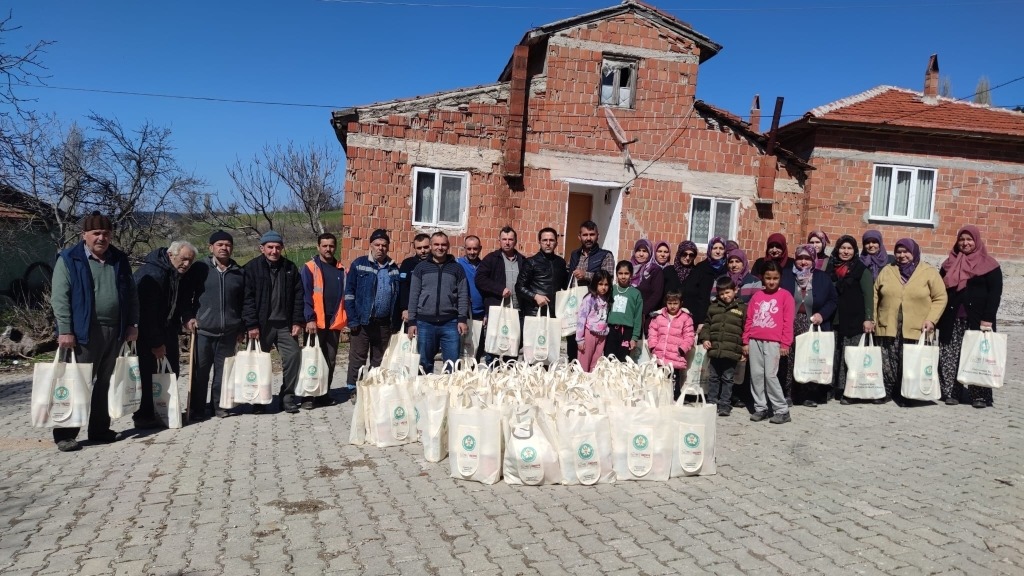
[807,230,830,270]
[630,239,665,336]
[724,247,760,303]
[860,229,895,281]
[653,241,672,269]
[937,226,1002,408]
[780,244,838,407]
[663,240,717,335]
[751,233,790,279]
[825,235,875,404]
[873,238,947,406]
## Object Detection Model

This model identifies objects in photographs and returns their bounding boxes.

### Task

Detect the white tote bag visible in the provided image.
[607,403,671,482]
[485,298,520,357]
[682,345,708,395]
[957,330,1007,389]
[366,373,416,447]
[556,405,615,485]
[523,306,560,365]
[448,391,503,485]
[233,339,273,405]
[31,350,93,428]
[153,357,182,429]
[668,390,717,477]
[219,355,238,410]
[108,342,142,419]
[555,278,587,337]
[297,333,329,397]
[384,334,420,375]
[793,325,834,384]
[843,334,885,399]
[902,333,941,401]
[419,387,449,463]
[460,319,485,360]
[503,405,561,486]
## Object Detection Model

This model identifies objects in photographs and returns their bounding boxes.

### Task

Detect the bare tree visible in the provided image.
[939,75,952,98]
[226,153,281,235]
[267,141,341,235]
[0,11,53,118]
[974,76,991,105]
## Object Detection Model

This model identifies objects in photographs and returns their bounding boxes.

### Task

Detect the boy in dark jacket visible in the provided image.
[698,277,747,416]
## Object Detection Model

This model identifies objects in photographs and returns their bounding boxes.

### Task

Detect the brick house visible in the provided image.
[778,54,1024,260]
[331,0,811,265]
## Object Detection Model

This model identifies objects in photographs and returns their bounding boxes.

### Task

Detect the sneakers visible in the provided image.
[56,439,81,452]
[750,411,769,422]
[717,407,731,417]
[301,400,315,411]
[769,412,792,424]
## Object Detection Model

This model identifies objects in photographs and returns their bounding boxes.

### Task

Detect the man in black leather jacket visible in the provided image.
[516,227,569,320]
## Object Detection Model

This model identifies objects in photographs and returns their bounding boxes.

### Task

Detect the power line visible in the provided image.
[320,0,1024,11]
[11,82,344,109]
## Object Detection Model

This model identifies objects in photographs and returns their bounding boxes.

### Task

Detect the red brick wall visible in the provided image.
[801,128,1024,259]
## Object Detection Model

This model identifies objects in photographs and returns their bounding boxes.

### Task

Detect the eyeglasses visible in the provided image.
[681,252,696,258]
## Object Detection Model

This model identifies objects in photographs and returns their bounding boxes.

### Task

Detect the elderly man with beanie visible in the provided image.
[132,239,199,428]
[344,228,400,400]
[185,230,245,418]
[50,212,139,451]
[300,232,347,409]
[243,230,305,413]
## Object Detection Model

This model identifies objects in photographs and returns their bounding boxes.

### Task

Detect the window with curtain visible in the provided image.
[869,164,936,224]
[688,196,737,245]
[412,167,468,227]
[600,58,637,109]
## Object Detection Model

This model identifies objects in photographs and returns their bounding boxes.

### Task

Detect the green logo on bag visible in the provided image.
[567,295,577,307]
[306,365,318,376]
[414,407,420,423]
[520,447,537,463]
[632,434,649,450]
[577,443,594,461]
[393,406,406,420]
[246,371,257,383]
[863,354,873,368]
[501,326,509,336]
[462,435,477,451]
[980,339,990,354]
[538,334,546,346]
[812,340,820,354]
[152,382,162,397]
[402,341,411,351]
[54,386,70,401]
[684,432,701,449]
[128,366,141,381]
[924,365,933,377]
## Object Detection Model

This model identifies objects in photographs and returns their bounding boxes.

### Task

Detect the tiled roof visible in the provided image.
[804,85,1024,138]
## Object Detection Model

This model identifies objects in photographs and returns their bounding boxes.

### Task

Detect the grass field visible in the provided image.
[175,210,343,265]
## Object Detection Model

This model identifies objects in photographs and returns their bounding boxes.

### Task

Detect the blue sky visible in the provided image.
[6,0,1024,197]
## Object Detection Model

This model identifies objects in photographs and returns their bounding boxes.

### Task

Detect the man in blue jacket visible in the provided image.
[407,232,469,374]
[456,235,485,360]
[49,212,139,451]
[344,229,399,401]
[301,232,346,409]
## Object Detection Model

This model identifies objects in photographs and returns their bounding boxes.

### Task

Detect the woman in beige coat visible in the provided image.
[873,238,947,406]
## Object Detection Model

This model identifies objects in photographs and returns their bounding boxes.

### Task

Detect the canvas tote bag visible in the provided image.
[902,332,941,401]
[233,339,273,404]
[108,342,142,419]
[485,297,520,357]
[843,334,885,399]
[793,325,835,384]
[957,329,1007,389]
[31,349,92,428]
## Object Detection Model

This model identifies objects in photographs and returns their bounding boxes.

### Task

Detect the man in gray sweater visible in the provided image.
[407,231,469,374]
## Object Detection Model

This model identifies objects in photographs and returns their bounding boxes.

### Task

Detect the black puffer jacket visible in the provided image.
[516,251,568,317]
[698,298,746,362]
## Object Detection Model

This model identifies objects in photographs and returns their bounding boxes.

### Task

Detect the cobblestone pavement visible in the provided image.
[1,327,1022,576]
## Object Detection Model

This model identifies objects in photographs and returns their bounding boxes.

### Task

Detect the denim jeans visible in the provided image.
[417,319,460,374]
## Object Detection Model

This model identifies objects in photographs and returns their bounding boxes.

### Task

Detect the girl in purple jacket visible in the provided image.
[576,270,613,372]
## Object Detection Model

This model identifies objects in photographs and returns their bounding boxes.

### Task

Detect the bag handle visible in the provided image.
[306,332,318,348]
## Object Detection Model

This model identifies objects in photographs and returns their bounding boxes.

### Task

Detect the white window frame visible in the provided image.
[411,167,469,228]
[868,163,937,224]
[599,58,637,109]
[687,196,738,246]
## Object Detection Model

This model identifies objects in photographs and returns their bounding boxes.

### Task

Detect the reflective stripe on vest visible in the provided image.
[306,259,346,330]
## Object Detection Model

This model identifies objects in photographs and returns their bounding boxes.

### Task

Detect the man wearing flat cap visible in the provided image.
[242,230,304,413]
[343,228,400,401]
[185,230,245,418]
[50,212,139,451]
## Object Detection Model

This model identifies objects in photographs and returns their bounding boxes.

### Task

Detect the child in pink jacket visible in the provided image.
[647,291,696,389]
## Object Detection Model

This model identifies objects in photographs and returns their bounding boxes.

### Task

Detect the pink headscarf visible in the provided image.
[941,225,999,292]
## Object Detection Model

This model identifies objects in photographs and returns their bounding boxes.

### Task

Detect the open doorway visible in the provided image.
[563,179,623,259]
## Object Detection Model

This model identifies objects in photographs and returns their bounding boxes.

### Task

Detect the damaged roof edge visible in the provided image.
[331,81,511,123]
[498,1,722,82]
[694,100,815,172]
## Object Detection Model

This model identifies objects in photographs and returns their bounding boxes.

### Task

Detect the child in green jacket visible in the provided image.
[607,260,643,361]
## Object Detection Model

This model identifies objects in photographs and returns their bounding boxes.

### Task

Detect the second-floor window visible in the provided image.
[600,58,636,109]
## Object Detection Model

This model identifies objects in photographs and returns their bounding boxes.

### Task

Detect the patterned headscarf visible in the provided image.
[808,230,829,269]
[630,239,655,287]
[793,244,817,289]
[673,241,699,285]
[860,229,890,280]
[726,248,749,287]
[894,238,921,283]
[941,225,999,292]
[706,236,727,271]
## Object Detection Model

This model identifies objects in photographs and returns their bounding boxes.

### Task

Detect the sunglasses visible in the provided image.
[681,252,696,258]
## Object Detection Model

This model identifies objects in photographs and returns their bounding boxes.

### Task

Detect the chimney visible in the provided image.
[923,53,939,104]
[749,94,761,132]
[503,44,529,179]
